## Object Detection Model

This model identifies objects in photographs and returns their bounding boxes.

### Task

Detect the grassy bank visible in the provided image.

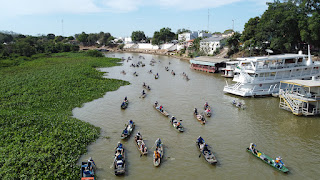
[0,52,129,179]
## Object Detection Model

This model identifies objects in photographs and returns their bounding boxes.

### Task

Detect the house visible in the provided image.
[198,32,212,39]
[178,31,198,42]
[200,36,225,55]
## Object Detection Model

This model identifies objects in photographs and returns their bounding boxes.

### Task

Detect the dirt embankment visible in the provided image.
[80,46,191,61]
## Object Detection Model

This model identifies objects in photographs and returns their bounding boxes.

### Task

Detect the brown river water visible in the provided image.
[74,52,320,180]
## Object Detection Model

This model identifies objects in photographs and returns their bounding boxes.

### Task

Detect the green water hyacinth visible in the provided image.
[0,52,129,179]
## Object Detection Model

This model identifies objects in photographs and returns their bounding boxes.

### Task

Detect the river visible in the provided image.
[74,52,320,180]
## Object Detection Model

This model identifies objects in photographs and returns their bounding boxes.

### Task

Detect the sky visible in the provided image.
[0,0,269,38]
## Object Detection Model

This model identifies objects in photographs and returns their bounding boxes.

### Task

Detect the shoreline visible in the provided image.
[80,46,191,61]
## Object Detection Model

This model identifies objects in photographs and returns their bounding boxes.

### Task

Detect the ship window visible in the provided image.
[271,72,276,76]
[298,58,303,62]
[285,59,295,63]
[259,73,264,77]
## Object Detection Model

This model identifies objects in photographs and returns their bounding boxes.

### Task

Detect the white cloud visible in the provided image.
[156,0,242,10]
[101,0,144,12]
[0,0,100,17]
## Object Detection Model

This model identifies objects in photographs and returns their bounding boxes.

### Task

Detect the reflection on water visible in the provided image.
[74,53,320,180]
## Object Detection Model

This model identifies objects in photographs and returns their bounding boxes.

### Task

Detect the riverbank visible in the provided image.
[0,52,129,179]
[80,45,192,61]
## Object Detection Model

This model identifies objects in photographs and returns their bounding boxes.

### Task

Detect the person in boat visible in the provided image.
[232,100,236,105]
[274,156,284,169]
[154,101,158,107]
[156,73,159,76]
[136,131,141,140]
[201,116,205,122]
[154,150,161,161]
[87,157,95,171]
[83,166,93,177]
[156,138,161,148]
[197,136,204,144]
[149,70,152,73]
[171,116,177,125]
[129,120,133,125]
[133,71,136,75]
[142,90,145,95]
[123,128,128,135]
[249,143,257,154]
[204,102,209,109]
[116,142,123,153]
[159,105,163,112]
[124,96,127,101]
[194,108,198,115]
[203,144,209,152]
[147,85,151,90]
[236,102,242,107]
[176,121,181,128]
[121,101,126,107]
[206,108,211,113]
[143,82,146,87]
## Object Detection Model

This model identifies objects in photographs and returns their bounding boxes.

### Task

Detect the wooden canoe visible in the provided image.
[170,117,184,132]
[153,140,163,167]
[134,135,148,155]
[196,138,217,164]
[80,160,96,180]
[153,105,169,117]
[120,101,129,109]
[194,113,206,124]
[114,144,126,175]
[246,148,289,173]
[121,121,135,139]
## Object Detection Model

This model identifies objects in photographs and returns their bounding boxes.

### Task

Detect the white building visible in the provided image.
[200,37,225,55]
[178,31,198,42]
[124,37,133,44]
[198,32,212,39]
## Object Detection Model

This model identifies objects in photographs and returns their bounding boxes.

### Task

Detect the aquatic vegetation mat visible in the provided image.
[0,52,129,179]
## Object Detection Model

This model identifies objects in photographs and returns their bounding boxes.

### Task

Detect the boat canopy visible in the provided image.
[237,54,308,62]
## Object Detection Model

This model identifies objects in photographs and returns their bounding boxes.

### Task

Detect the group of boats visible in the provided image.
[193,102,212,125]
[153,101,184,132]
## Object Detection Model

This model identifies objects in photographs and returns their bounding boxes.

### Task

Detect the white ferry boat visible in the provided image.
[223,48,320,97]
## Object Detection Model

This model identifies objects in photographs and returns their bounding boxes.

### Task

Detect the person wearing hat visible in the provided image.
[274,156,284,169]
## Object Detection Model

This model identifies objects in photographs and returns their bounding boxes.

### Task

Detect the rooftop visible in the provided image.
[281,79,320,87]
[201,36,225,42]
[190,56,229,66]
[237,54,308,61]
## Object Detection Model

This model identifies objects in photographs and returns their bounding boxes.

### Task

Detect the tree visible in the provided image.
[47,33,55,40]
[131,31,146,42]
[176,28,191,34]
[87,33,99,46]
[226,32,241,56]
[257,1,301,52]
[76,32,88,45]
[151,28,176,45]
[240,17,260,48]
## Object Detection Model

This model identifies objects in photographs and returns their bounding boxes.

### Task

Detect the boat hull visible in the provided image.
[246,148,289,173]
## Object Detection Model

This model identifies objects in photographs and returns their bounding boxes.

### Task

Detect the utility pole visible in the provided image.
[232,19,234,31]
[207,9,210,32]
[61,19,64,36]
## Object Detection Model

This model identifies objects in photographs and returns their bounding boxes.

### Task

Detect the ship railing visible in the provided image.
[279,90,303,114]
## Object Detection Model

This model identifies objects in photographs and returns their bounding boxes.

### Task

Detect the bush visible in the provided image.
[86,50,104,57]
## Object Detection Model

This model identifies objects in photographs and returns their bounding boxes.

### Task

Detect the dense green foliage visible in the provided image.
[0,53,129,179]
[0,34,80,63]
[85,50,104,57]
[131,31,146,42]
[227,0,320,56]
[152,27,176,45]
[75,32,114,46]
